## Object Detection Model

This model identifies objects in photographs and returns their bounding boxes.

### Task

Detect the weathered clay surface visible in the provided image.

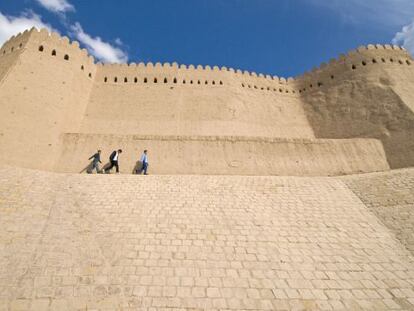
[0,29,413,174]
[1,167,414,310]
[342,169,414,255]
[57,134,389,176]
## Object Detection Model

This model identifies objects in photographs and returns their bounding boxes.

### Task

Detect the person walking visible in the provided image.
[105,149,122,174]
[138,150,149,175]
[87,150,102,173]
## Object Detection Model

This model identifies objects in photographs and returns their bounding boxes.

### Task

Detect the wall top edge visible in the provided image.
[0,27,412,83]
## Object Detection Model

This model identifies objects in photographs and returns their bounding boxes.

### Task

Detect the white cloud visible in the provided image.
[307,0,414,27]
[0,10,53,47]
[70,22,128,63]
[393,20,414,55]
[35,0,74,13]
[0,9,128,64]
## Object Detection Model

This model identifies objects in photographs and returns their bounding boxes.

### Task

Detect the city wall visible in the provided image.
[57,134,389,176]
[0,29,95,170]
[81,63,313,138]
[295,45,414,168]
[0,28,413,175]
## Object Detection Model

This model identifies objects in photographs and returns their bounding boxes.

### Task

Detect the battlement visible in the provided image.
[0,28,413,174]
[0,28,96,81]
[0,28,32,54]
[96,61,295,82]
[1,28,412,96]
[94,63,300,96]
[296,44,413,93]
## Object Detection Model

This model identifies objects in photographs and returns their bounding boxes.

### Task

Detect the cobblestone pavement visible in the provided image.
[0,167,414,310]
[342,169,414,255]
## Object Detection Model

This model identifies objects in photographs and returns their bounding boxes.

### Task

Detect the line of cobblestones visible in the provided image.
[0,167,413,310]
[342,169,414,255]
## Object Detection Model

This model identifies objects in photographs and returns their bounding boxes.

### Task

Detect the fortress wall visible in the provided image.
[296,45,414,168]
[295,45,413,95]
[0,28,96,170]
[57,134,389,176]
[295,45,414,168]
[24,29,97,133]
[1,27,412,174]
[0,29,33,84]
[80,63,314,138]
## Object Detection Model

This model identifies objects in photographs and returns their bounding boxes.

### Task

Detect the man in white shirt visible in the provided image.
[105,149,122,173]
[138,150,149,175]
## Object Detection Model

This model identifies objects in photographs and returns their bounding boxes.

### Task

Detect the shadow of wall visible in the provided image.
[301,80,414,169]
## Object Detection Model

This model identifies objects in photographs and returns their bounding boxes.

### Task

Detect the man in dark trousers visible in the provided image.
[87,150,102,173]
[138,149,149,175]
[105,149,122,174]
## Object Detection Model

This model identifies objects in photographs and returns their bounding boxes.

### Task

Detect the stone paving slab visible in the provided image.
[0,167,414,310]
[342,169,414,255]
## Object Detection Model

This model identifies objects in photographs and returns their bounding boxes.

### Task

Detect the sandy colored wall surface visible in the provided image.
[0,29,413,174]
[0,29,95,170]
[80,65,314,138]
[297,46,414,169]
[342,168,414,255]
[1,166,414,309]
[57,134,389,176]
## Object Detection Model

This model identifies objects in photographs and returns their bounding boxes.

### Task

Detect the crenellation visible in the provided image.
[320,62,328,69]
[0,29,32,55]
[0,28,413,172]
[87,55,94,64]
[347,49,359,58]
[49,31,60,41]
[357,45,367,52]
[61,36,70,44]
[71,40,80,49]
[23,28,97,80]
[293,43,413,95]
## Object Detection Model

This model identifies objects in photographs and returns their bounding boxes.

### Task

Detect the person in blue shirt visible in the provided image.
[138,150,149,175]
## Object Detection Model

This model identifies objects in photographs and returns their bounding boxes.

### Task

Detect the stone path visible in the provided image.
[0,167,413,310]
[342,169,414,255]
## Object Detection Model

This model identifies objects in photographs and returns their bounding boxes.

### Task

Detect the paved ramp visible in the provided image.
[0,168,413,310]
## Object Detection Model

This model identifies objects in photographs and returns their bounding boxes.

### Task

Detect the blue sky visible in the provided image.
[1,0,414,77]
